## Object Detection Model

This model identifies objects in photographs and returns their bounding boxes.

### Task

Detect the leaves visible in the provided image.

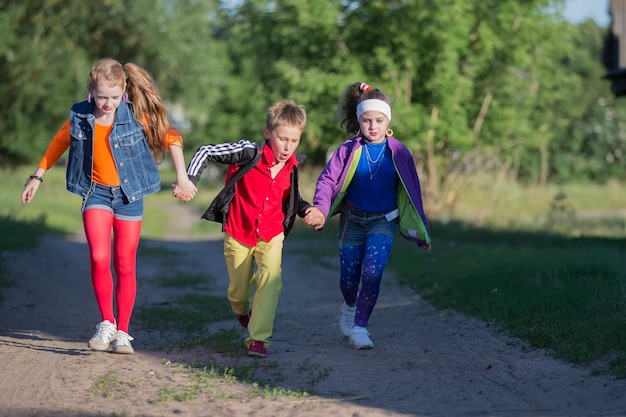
[0,0,619,190]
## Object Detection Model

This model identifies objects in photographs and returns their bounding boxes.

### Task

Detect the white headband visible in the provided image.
[356,99,392,122]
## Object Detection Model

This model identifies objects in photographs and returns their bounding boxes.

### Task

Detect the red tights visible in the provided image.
[83,209,141,333]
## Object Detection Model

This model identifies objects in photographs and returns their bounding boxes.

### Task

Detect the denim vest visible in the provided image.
[65,100,161,202]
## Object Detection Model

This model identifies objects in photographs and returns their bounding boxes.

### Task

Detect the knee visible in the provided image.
[90,250,110,268]
[258,273,283,292]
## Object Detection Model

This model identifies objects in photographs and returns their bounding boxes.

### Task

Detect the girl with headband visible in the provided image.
[305,82,431,349]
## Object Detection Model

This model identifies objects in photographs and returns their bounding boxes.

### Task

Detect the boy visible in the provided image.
[186,100,322,357]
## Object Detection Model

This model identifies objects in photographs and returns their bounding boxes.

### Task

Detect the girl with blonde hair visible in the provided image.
[21,58,196,354]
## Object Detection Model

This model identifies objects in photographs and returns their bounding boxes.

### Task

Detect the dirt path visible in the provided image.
[2,202,626,417]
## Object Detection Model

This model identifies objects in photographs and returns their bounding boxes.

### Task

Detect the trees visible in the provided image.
[0,0,227,166]
[1,0,620,194]
[1,0,90,165]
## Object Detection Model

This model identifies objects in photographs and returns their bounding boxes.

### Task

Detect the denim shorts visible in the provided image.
[338,204,399,246]
[82,183,143,221]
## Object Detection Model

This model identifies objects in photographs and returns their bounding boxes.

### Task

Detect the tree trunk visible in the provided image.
[474,89,493,134]
[474,158,512,226]
[426,107,439,206]
[539,145,549,187]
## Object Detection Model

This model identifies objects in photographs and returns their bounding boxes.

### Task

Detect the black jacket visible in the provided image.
[187,139,311,237]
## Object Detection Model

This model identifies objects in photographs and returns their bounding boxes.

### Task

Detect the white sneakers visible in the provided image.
[339,302,356,338]
[88,320,118,351]
[340,303,374,349]
[112,330,135,354]
[349,326,374,349]
[87,320,134,354]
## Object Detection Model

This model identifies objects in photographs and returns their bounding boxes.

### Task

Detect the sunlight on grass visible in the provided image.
[0,165,224,240]
[91,370,140,399]
[2,166,83,233]
[437,174,626,236]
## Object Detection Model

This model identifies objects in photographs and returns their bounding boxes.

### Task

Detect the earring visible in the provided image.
[386,128,394,137]
[87,94,92,103]
[123,93,128,102]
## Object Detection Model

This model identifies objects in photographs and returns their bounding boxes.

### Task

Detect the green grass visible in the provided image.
[437,175,626,236]
[1,166,84,233]
[152,361,307,403]
[91,370,140,400]
[390,221,626,377]
[137,293,233,335]
[152,364,240,403]
[143,169,224,237]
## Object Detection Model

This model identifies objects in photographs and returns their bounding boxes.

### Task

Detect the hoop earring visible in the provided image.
[386,128,394,137]
[87,94,92,103]
[123,93,128,102]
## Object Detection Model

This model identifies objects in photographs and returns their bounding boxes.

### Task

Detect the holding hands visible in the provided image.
[172,177,197,202]
[304,206,326,230]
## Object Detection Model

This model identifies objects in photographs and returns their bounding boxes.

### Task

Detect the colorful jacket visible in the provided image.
[313,135,431,246]
[186,139,312,237]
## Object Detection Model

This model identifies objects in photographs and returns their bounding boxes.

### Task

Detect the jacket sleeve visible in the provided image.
[390,138,431,244]
[313,139,354,217]
[38,120,71,170]
[186,140,257,185]
[296,191,312,217]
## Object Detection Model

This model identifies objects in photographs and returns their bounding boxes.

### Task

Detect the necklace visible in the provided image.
[364,140,387,179]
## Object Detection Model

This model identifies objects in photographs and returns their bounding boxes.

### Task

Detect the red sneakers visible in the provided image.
[248,341,268,358]
[236,312,251,329]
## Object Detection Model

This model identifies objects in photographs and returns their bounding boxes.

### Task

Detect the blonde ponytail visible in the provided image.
[123,62,172,162]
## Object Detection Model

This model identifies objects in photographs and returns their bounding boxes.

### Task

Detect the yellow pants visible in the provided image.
[223,232,284,347]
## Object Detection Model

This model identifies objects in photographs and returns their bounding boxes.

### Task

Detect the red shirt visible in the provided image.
[224,143,297,246]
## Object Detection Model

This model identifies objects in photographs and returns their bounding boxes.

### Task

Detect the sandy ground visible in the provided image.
[2,202,626,417]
